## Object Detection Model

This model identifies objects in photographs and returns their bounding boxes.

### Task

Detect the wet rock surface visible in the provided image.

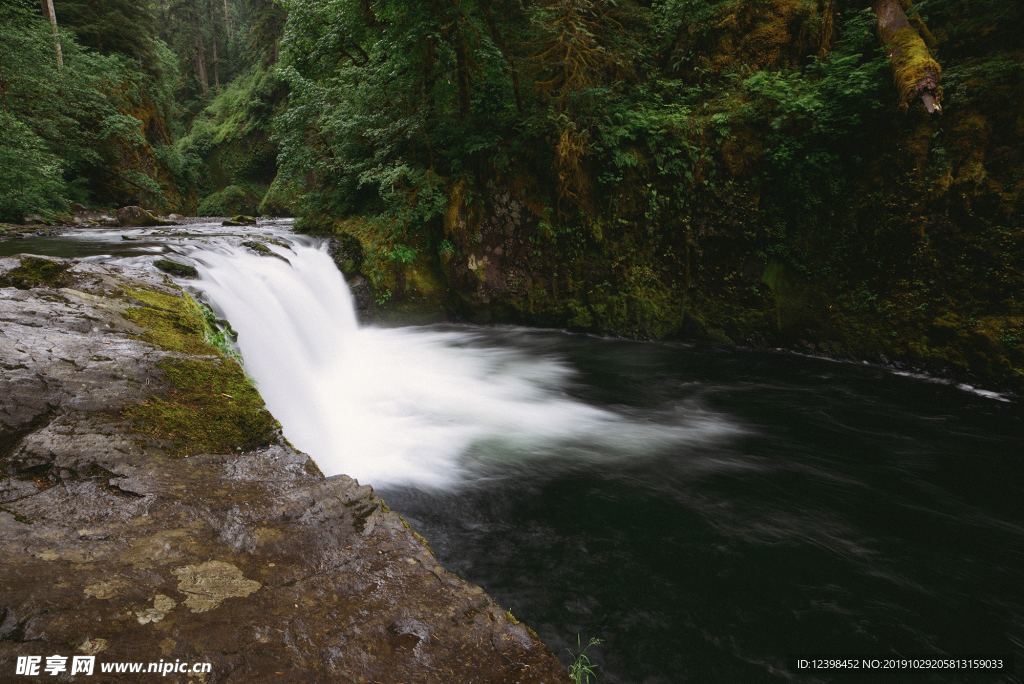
[0,257,566,682]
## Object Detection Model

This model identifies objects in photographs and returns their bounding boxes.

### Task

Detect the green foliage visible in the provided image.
[198,183,266,216]
[0,0,181,217]
[0,0,291,219]
[0,0,1018,387]
[0,113,67,222]
[567,636,603,684]
[57,0,162,66]
[274,0,534,222]
[177,66,287,213]
[198,303,242,361]
[386,244,418,265]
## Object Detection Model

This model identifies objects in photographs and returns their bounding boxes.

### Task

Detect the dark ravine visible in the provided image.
[0,256,566,682]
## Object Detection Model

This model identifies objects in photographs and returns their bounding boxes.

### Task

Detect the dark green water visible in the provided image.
[379,329,1023,682]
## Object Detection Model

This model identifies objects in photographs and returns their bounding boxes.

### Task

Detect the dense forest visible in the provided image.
[1,0,1021,389]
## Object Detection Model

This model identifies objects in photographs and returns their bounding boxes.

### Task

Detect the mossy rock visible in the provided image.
[154,259,199,279]
[122,286,278,456]
[127,357,279,456]
[0,256,73,289]
[329,232,365,276]
[241,241,290,263]
[242,240,273,256]
[223,215,258,227]
[117,206,176,228]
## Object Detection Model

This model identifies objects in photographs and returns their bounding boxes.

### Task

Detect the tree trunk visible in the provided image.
[873,0,942,113]
[817,0,836,57]
[194,38,209,94]
[39,0,64,70]
[212,39,220,90]
[222,0,231,36]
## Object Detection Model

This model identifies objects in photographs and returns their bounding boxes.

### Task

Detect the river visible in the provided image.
[3,220,1022,681]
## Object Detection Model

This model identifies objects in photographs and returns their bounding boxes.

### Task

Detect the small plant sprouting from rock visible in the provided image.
[568,635,603,684]
[198,302,241,361]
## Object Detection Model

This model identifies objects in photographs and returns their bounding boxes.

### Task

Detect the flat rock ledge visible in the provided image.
[0,256,566,682]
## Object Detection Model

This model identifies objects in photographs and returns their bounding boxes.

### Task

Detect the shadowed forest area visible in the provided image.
[1,0,1021,390]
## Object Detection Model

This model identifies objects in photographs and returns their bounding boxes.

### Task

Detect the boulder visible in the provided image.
[117,206,177,227]
[348,273,377,318]
[222,215,258,227]
[329,232,365,276]
[154,259,199,279]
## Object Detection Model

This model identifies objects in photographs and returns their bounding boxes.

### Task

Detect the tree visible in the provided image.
[529,0,645,209]
[872,0,942,112]
[56,0,160,67]
[39,0,63,69]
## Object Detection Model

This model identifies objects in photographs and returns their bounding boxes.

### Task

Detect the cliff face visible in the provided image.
[0,256,565,682]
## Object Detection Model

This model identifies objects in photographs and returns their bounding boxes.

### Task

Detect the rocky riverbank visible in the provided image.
[0,255,566,682]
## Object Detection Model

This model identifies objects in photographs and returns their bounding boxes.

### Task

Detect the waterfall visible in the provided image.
[189,239,736,489]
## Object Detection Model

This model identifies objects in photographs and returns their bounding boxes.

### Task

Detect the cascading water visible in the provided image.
[188,238,738,488]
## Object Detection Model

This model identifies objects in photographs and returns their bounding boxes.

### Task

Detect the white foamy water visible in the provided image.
[189,240,736,488]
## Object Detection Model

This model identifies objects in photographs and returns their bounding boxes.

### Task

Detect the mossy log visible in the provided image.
[873,0,942,113]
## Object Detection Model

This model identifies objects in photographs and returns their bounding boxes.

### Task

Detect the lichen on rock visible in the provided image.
[172,561,260,613]
[136,594,177,624]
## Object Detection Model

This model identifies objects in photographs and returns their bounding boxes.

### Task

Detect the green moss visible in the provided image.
[222,215,258,227]
[122,285,277,456]
[125,286,240,358]
[154,259,199,279]
[259,174,299,217]
[761,259,813,335]
[889,26,942,109]
[0,256,73,290]
[396,513,435,554]
[561,265,683,339]
[242,240,273,256]
[123,287,213,355]
[127,357,278,457]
